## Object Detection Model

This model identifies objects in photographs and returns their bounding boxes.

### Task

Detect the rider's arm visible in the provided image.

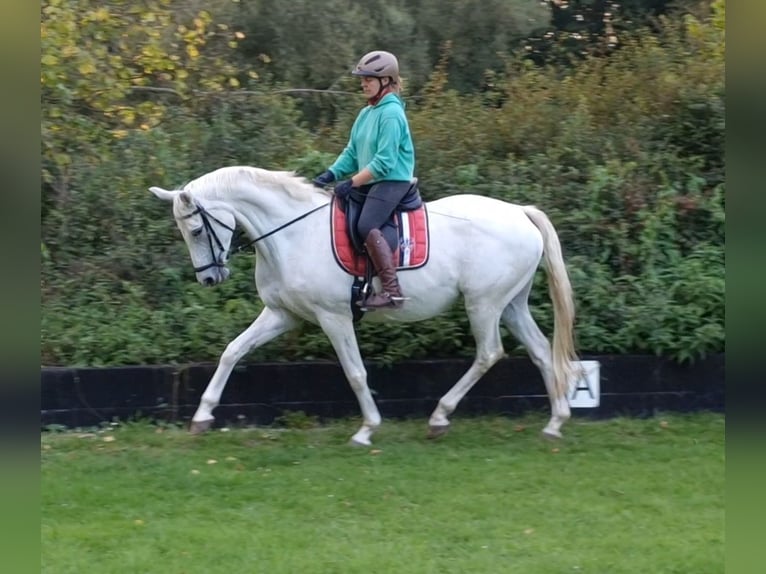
[350,167,374,187]
[365,116,404,181]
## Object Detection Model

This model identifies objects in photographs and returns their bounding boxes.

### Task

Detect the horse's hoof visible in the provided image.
[349,437,371,447]
[541,428,563,441]
[189,419,214,435]
[427,424,450,440]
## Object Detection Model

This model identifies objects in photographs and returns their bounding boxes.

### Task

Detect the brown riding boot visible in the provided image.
[362,228,405,309]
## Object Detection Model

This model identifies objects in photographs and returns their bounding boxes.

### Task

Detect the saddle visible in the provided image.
[343,179,423,253]
[329,179,430,320]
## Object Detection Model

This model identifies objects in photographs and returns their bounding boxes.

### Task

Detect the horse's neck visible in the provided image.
[201,177,301,223]
[207,177,325,257]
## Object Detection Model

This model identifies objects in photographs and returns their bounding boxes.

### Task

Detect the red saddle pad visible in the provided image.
[330,197,430,277]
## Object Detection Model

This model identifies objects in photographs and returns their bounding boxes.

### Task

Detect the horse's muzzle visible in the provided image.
[199,266,230,286]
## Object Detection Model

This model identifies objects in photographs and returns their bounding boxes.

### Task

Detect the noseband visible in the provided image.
[178,204,236,273]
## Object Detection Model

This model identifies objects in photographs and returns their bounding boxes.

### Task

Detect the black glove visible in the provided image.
[334,179,354,200]
[312,170,335,188]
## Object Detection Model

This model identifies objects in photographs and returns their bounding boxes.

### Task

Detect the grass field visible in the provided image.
[41,413,724,574]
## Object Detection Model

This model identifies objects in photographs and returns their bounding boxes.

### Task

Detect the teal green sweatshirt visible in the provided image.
[329,93,415,182]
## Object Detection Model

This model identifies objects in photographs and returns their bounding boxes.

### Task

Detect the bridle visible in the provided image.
[178,204,236,273]
[178,201,330,273]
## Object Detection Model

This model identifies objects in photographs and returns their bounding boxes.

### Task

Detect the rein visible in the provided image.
[234,202,330,252]
[180,201,331,273]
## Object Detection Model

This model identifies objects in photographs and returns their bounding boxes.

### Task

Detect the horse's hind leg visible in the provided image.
[190,307,298,433]
[501,294,570,439]
[428,303,505,438]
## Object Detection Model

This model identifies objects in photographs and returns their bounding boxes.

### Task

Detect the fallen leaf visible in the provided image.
[190,469,200,475]
[206,459,217,465]
[102,436,116,443]
[370,449,382,455]
[659,421,669,428]
[514,425,526,432]
[551,447,560,453]
[524,528,535,535]
[134,519,144,526]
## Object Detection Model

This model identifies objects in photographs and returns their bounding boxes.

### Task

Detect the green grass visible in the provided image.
[41,413,724,574]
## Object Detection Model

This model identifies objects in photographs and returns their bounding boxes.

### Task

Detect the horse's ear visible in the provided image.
[179,191,194,207]
[149,186,177,202]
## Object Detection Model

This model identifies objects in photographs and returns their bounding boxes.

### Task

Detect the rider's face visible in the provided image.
[361,76,387,98]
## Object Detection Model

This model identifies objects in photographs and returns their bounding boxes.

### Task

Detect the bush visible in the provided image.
[41,2,724,367]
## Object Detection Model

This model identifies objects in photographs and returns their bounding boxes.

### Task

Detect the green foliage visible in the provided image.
[273,410,320,429]
[41,1,725,367]
[237,0,548,98]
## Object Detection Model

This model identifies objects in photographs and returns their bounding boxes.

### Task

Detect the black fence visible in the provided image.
[41,354,724,429]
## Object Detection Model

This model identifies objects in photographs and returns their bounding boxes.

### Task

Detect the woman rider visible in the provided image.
[313,50,415,310]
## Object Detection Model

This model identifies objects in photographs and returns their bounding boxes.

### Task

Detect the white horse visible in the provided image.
[150,166,579,445]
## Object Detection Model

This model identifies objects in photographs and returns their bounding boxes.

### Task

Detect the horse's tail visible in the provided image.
[522,205,579,398]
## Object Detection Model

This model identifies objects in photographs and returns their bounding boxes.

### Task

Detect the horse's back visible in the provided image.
[426,194,542,248]
[421,194,544,295]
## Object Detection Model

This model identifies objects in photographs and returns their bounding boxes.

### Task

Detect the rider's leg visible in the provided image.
[363,228,404,308]
[357,182,411,309]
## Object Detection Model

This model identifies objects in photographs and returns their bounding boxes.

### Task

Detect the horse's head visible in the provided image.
[150,186,236,286]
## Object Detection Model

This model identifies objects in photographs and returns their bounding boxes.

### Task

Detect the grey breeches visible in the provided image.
[356,181,413,239]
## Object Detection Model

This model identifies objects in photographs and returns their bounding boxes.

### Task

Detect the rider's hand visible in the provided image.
[312,170,335,188]
[334,179,354,200]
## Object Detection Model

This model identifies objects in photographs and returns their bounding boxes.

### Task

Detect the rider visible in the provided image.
[313,50,415,310]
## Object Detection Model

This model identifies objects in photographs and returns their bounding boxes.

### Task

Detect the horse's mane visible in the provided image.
[184,166,330,201]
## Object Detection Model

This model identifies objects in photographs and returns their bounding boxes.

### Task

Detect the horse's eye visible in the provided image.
[191,227,203,237]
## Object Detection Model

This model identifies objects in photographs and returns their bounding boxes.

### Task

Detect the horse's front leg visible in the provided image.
[190,307,299,433]
[316,312,381,446]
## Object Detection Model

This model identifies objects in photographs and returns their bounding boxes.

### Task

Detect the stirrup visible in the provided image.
[358,292,408,311]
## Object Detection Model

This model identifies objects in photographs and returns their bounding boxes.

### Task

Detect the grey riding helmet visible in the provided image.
[351,51,399,80]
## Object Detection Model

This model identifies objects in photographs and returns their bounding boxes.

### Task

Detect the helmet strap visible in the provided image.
[368,77,393,106]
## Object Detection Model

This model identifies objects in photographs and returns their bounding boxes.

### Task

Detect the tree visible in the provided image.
[526,0,675,64]
[41,0,244,210]
[409,0,550,92]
